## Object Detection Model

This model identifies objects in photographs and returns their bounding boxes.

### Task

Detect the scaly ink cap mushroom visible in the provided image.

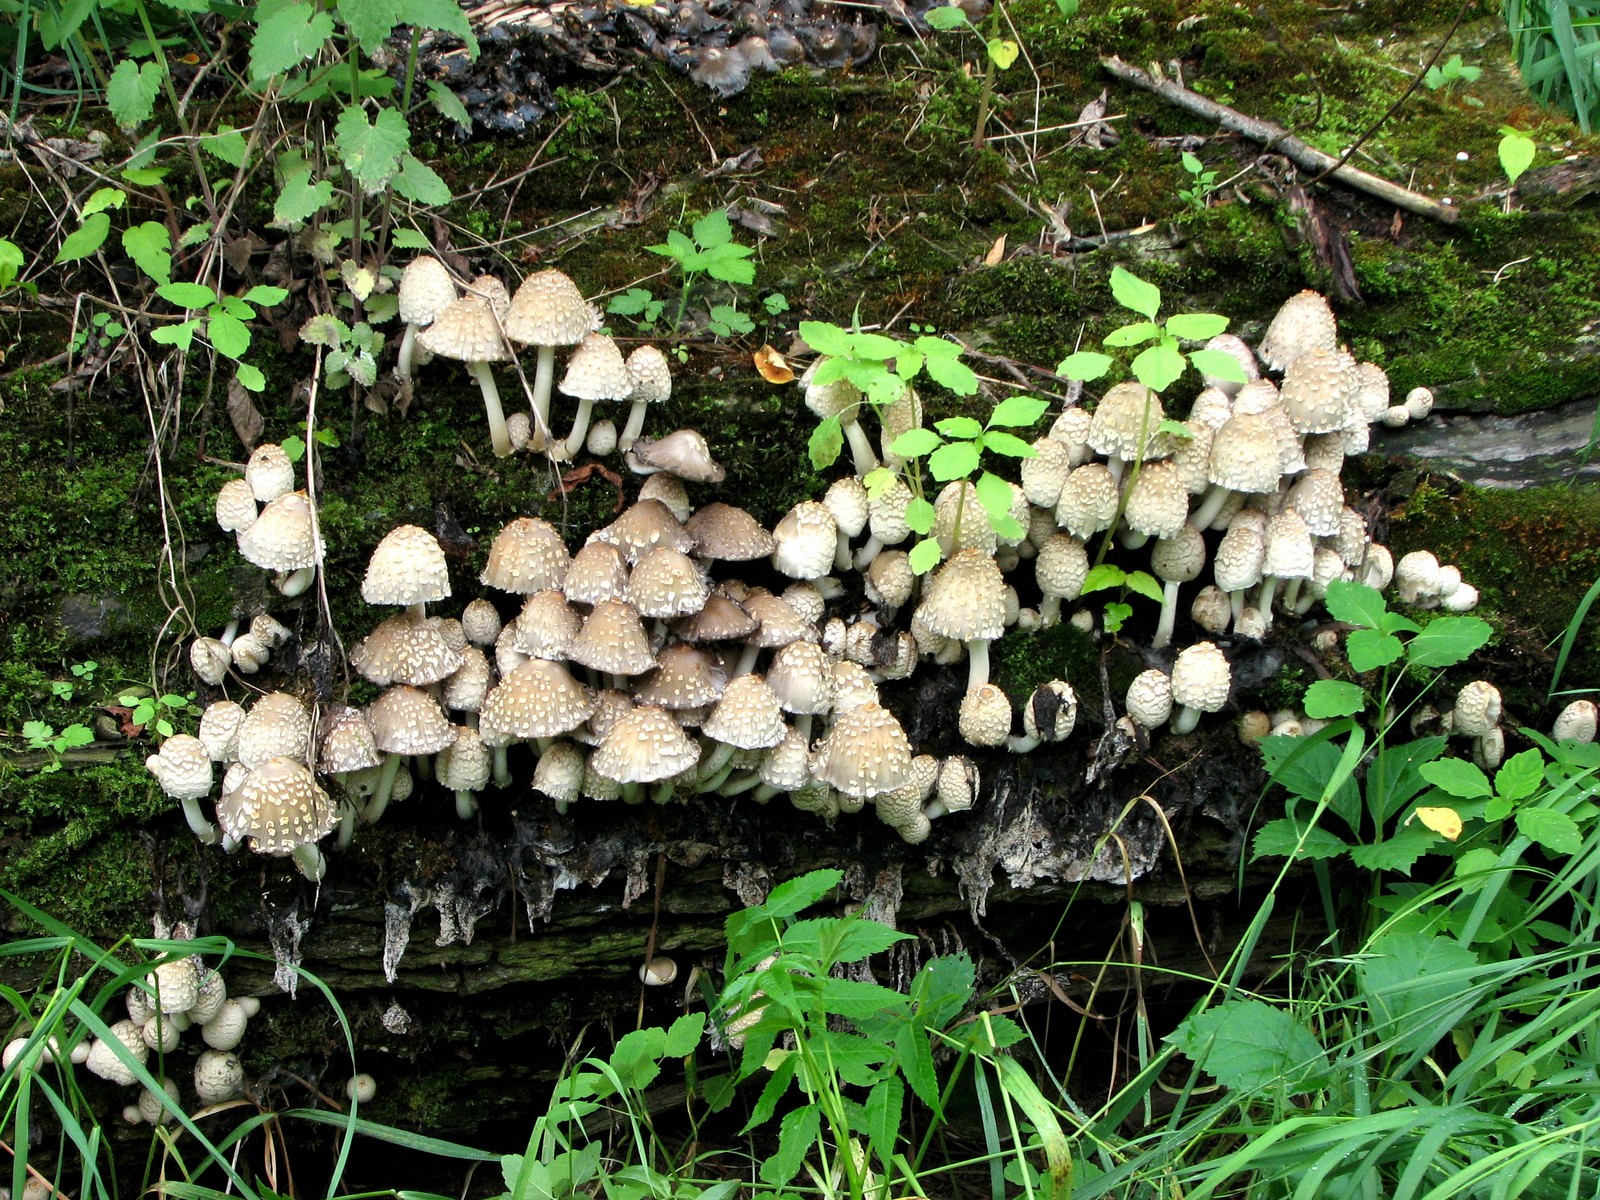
[1170,642,1232,735]
[395,255,457,383]
[480,517,570,595]
[558,331,632,459]
[245,443,295,503]
[625,429,727,483]
[502,269,597,452]
[418,276,517,456]
[363,525,451,615]
[238,491,322,596]
[217,756,338,880]
[620,345,673,450]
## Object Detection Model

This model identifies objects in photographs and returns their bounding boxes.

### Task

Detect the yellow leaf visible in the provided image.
[983,234,1007,266]
[1414,806,1463,841]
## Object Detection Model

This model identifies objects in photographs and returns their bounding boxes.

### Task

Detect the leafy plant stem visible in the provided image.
[128,0,214,216]
[972,2,1002,149]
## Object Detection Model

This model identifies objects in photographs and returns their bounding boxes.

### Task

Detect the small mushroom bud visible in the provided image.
[201,999,250,1051]
[1382,405,1411,428]
[122,1105,144,1125]
[194,1050,244,1105]
[345,1074,378,1103]
[138,1076,181,1125]
[189,638,232,686]
[142,1015,180,1054]
[585,419,618,457]
[638,957,678,986]
[1553,700,1598,744]
[231,633,271,674]
[1404,387,1434,420]
[1237,710,1272,747]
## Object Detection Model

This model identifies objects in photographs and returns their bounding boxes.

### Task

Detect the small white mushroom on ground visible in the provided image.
[1126,669,1173,730]
[1553,700,1598,744]
[1452,681,1503,763]
[138,1076,182,1125]
[86,1019,148,1086]
[638,957,678,986]
[194,1050,244,1105]
[1171,642,1232,736]
[201,998,251,1051]
[346,1074,378,1104]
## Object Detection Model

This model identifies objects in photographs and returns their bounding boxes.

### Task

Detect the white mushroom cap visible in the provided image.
[702,674,788,750]
[1055,463,1120,539]
[147,959,199,1015]
[436,726,490,795]
[1257,290,1337,371]
[824,476,870,538]
[1394,550,1443,606]
[1361,543,1396,591]
[626,345,673,404]
[198,700,246,762]
[1404,386,1434,421]
[1279,346,1357,435]
[346,1073,379,1103]
[766,641,835,716]
[1553,700,1598,744]
[1287,468,1345,538]
[86,1019,148,1085]
[513,590,581,661]
[624,429,727,483]
[480,659,597,739]
[1353,362,1391,422]
[771,501,838,580]
[502,269,596,348]
[1263,510,1315,581]
[635,644,726,710]
[481,517,570,595]
[1452,681,1503,738]
[628,546,710,619]
[1123,461,1190,542]
[559,332,632,402]
[1126,670,1173,728]
[532,740,586,806]
[231,633,270,674]
[1088,382,1166,463]
[145,735,213,801]
[1171,642,1231,732]
[200,999,250,1051]
[245,443,295,503]
[216,479,260,533]
[864,550,915,611]
[957,684,1012,747]
[237,692,312,769]
[592,705,702,784]
[563,541,630,607]
[218,757,338,855]
[593,499,696,564]
[137,1076,181,1126]
[1020,437,1072,508]
[194,1049,244,1105]
[916,548,1008,643]
[397,255,457,327]
[686,503,776,562]
[809,702,912,798]
[1190,585,1232,635]
[569,599,657,676]
[460,598,503,647]
[238,492,321,573]
[417,286,511,363]
[351,613,465,686]
[363,525,451,607]
[189,636,233,687]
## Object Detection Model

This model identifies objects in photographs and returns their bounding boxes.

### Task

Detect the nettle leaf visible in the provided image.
[335,105,410,194]
[935,416,983,440]
[403,0,478,49]
[1252,818,1350,861]
[1407,616,1492,668]
[150,318,199,350]
[1103,320,1162,348]
[249,2,336,82]
[1517,808,1581,855]
[200,126,248,168]
[1130,342,1186,392]
[1109,265,1161,320]
[427,80,472,130]
[1419,758,1491,800]
[904,497,936,535]
[1167,999,1328,1094]
[797,321,851,357]
[984,431,1036,458]
[1056,350,1113,381]
[1323,579,1387,630]
[56,212,111,264]
[1187,347,1249,383]
[692,208,734,249]
[703,242,757,285]
[1304,679,1365,719]
[908,537,942,575]
[207,310,251,359]
[107,58,162,129]
[391,228,430,250]
[1495,749,1545,802]
[122,221,172,284]
[1345,628,1404,673]
[862,467,897,498]
[889,427,943,458]
[82,188,127,217]
[1080,564,1124,596]
[157,282,217,309]
[807,415,843,471]
[336,0,402,55]
[974,471,1014,520]
[392,153,452,205]
[1349,824,1435,873]
[927,440,980,482]
[1122,569,1162,605]
[273,170,333,228]
[989,394,1048,428]
[1165,312,1229,341]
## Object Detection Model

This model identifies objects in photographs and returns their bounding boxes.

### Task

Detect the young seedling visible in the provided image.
[1177,151,1220,211]
[1498,126,1536,212]
[646,210,757,335]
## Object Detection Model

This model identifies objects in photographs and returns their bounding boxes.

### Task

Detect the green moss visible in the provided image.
[993,621,1097,703]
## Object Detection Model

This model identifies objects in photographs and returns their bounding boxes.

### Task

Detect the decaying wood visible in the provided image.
[1100,57,1460,224]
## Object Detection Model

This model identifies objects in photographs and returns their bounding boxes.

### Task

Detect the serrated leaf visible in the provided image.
[904,497,936,535]
[1303,679,1366,719]
[921,348,978,395]
[107,58,162,130]
[1165,312,1229,341]
[82,187,127,217]
[122,221,171,284]
[391,228,430,249]
[1419,757,1492,799]
[1109,265,1161,319]
[1188,347,1249,383]
[219,295,255,320]
[273,170,333,228]
[908,538,942,574]
[927,440,980,482]
[1406,616,1492,668]
[1167,999,1328,1094]
[1359,930,1482,1058]
[157,282,217,309]
[692,208,734,249]
[207,310,251,359]
[1495,749,1544,802]
[984,430,1036,458]
[1346,628,1404,673]
[427,79,472,129]
[1252,817,1350,860]
[235,363,266,392]
[178,222,212,249]
[1130,342,1186,392]
[336,0,401,54]
[1516,808,1581,855]
[807,415,843,470]
[335,105,410,194]
[1103,320,1162,347]
[299,313,350,348]
[889,427,944,458]
[249,2,336,81]
[200,125,248,167]
[1324,580,1387,629]
[760,1104,819,1186]
[797,321,852,358]
[1349,824,1436,873]
[1056,350,1113,380]
[1080,563,1124,595]
[56,212,111,264]
[989,394,1048,428]
[393,153,452,205]
[1124,569,1164,605]
[402,0,477,48]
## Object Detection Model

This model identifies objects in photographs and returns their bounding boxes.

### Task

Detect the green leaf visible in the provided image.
[1056,350,1113,380]
[1323,580,1388,630]
[986,37,1019,69]
[1406,616,1492,668]
[1167,999,1328,1094]
[863,1075,903,1165]
[1346,628,1404,673]
[337,0,401,54]
[56,724,95,749]
[1498,128,1535,186]
[1419,757,1492,800]
[934,416,984,439]
[974,471,1014,521]
[150,319,199,350]
[335,105,410,194]
[927,440,980,482]
[988,394,1049,428]
[0,239,22,291]
[807,415,843,471]
[427,79,472,130]
[908,538,942,575]
[1495,749,1544,802]
[249,2,336,81]
[273,170,333,228]
[888,427,944,458]
[243,285,290,308]
[81,188,127,217]
[392,153,452,205]
[1304,679,1366,719]
[236,363,266,392]
[1252,817,1350,860]
[1187,347,1249,383]
[107,59,162,129]
[919,346,979,395]
[797,321,852,357]
[904,497,936,535]
[1103,320,1162,347]
[200,126,248,168]
[56,212,111,264]
[925,5,971,29]
[760,1104,819,1186]
[402,0,477,47]
[219,295,255,321]
[702,243,757,285]
[1165,312,1229,341]
[690,208,732,249]
[207,310,251,359]
[1359,930,1483,1059]
[1516,808,1581,855]
[1109,265,1161,319]
[122,221,172,284]
[157,282,217,309]
[984,430,1036,458]
[391,228,430,250]
[1080,563,1125,596]
[1130,342,1186,393]
[1124,569,1164,605]
[1349,824,1436,873]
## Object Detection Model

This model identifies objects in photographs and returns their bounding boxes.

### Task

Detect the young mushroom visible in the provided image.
[394,255,457,383]
[559,331,632,460]
[502,269,597,451]
[417,276,516,457]
[620,345,673,450]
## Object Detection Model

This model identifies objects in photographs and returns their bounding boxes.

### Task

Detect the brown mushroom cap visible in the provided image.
[591,705,702,784]
[563,541,631,607]
[480,659,597,740]
[217,757,338,855]
[810,702,912,798]
[701,673,787,750]
[350,613,464,686]
[238,492,321,572]
[481,517,571,595]
[685,503,776,562]
[367,685,457,756]
[674,591,760,644]
[318,706,381,776]
[635,644,727,710]
[502,269,596,348]
[742,591,819,650]
[363,525,451,607]
[568,599,657,676]
[592,500,696,565]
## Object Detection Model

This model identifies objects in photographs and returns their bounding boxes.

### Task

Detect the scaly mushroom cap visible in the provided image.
[190,637,232,687]
[461,598,503,647]
[935,755,979,814]
[245,443,295,503]
[237,692,312,769]
[146,735,213,801]
[1190,585,1232,635]
[675,591,760,643]
[766,641,835,716]
[568,599,657,676]
[1279,346,1357,435]
[638,473,692,521]
[1049,406,1094,463]
[1395,550,1443,606]
[636,644,726,710]
[1286,467,1345,538]
[1206,411,1283,495]
[810,702,912,798]
[513,589,582,660]
[363,525,450,607]
[230,635,268,675]
[1263,510,1315,580]
[1171,642,1232,716]
[1352,361,1390,422]
[238,492,321,572]
[1170,421,1216,494]
[350,613,464,686]
[702,673,787,750]
[771,501,838,580]
[193,1049,245,1104]
[417,289,511,363]
[441,645,494,714]
[1088,382,1166,462]
[533,740,587,804]
[1123,461,1190,541]
[216,479,259,533]
[625,429,727,482]
[593,499,696,564]
[831,660,881,712]
[559,332,633,402]
[1151,524,1206,585]
[502,269,595,348]
[1453,681,1502,737]
[742,591,819,650]
[864,551,915,610]
[1257,290,1337,371]
[481,517,570,595]
[759,729,812,792]
[686,503,775,561]
[397,255,457,327]
[318,706,381,775]
[592,705,701,784]
[1055,463,1120,539]
[1200,334,1258,396]
[957,685,1012,747]
[437,727,490,794]
[217,756,338,855]
[86,1020,148,1085]
[1020,437,1072,508]
[931,480,997,556]
[1034,534,1089,602]
[563,541,631,607]
[1126,669,1173,728]
[628,546,709,618]
[875,754,940,829]
[824,476,870,538]
[366,685,456,755]
[572,687,633,748]
[1553,700,1599,744]
[917,548,1007,643]
[626,344,673,403]
[867,475,914,545]
[1022,680,1077,744]
[197,700,246,762]
[480,659,597,740]
[800,358,863,422]
[1189,388,1234,430]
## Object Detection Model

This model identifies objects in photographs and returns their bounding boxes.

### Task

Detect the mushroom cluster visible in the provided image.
[215,444,323,597]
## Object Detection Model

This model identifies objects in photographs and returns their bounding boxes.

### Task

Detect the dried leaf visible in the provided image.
[754,344,795,384]
[226,376,264,451]
[983,234,1007,266]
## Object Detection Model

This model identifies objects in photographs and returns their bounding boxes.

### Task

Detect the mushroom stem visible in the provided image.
[619,400,650,451]
[965,640,991,694]
[751,783,780,803]
[454,791,479,819]
[1152,581,1182,651]
[336,803,356,851]
[562,395,596,459]
[492,745,511,790]
[469,360,514,457]
[720,772,762,796]
[530,345,557,451]
[1039,595,1064,627]
[1006,734,1042,754]
[1172,705,1202,737]
[275,568,315,597]
[652,779,680,805]
[842,418,880,477]
[1190,484,1233,532]
[696,742,737,790]
[834,531,854,572]
[733,643,761,677]
[219,620,239,647]
[180,796,220,844]
[621,782,643,804]
[1119,529,1151,551]
[796,714,814,744]
[1254,576,1281,629]
[364,754,405,824]
[853,536,886,571]
[1282,577,1306,614]
[396,322,420,382]
[415,753,433,781]
[291,843,326,882]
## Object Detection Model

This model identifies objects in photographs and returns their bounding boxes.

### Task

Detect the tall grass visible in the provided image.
[1503,0,1600,133]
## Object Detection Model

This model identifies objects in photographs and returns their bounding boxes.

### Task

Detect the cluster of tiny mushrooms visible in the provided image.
[148,267,1568,884]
